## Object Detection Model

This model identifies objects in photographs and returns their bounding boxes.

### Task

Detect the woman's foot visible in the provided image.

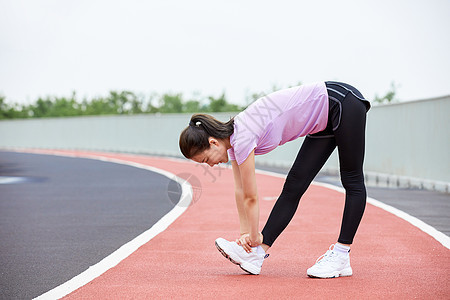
[215,238,266,275]
[307,244,353,278]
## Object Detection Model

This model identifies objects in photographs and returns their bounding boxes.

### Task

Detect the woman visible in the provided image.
[179,81,370,278]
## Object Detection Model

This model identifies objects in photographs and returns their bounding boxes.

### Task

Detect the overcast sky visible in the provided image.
[1,0,449,105]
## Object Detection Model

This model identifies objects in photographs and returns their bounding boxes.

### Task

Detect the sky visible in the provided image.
[1,0,449,106]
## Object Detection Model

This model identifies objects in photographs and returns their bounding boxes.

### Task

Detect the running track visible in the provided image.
[6,150,450,299]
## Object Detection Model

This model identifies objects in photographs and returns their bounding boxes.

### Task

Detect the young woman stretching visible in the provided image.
[179,81,370,278]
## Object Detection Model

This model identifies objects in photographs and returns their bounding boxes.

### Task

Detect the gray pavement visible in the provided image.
[0,151,180,300]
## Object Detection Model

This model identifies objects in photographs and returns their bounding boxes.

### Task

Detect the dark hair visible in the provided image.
[179,113,234,159]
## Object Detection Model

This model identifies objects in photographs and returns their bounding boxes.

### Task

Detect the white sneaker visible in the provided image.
[307,244,353,278]
[215,238,265,275]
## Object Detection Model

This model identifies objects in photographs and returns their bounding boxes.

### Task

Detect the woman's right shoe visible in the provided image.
[215,238,265,275]
[307,244,353,278]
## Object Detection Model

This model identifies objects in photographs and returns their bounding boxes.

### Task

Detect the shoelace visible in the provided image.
[315,245,336,265]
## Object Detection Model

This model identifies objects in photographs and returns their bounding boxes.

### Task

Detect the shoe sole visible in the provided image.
[215,240,260,275]
[307,267,353,279]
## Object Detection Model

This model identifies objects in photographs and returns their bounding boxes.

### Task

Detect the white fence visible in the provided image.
[1,96,449,192]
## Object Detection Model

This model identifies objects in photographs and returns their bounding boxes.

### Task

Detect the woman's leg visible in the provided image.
[333,92,368,245]
[306,85,368,278]
[261,136,336,247]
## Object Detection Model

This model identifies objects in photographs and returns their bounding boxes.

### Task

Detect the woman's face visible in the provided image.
[191,137,229,167]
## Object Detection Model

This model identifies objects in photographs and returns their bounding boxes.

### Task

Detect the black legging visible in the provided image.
[261,82,370,246]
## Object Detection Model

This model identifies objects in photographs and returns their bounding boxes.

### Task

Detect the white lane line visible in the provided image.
[29,151,192,300]
[0,176,27,184]
[254,168,450,250]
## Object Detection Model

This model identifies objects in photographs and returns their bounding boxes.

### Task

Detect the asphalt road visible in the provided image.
[0,151,180,300]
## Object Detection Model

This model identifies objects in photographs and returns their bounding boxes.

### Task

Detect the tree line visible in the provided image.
[0,82,396,119]
[0,91,244,120]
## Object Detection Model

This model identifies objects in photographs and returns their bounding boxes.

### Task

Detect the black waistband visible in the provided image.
[325,81,371,111]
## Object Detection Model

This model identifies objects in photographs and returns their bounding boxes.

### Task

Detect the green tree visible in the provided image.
[183,100,201,113]
[207,92,241,112]
[374,82,397,104]
[50,93,81,117]
[32,98,54,118]
[84,97,114,115]
[143,92,159,113]
[0,96,19,119]
[128,92,144,114]
[0,96,11,119]
[108,91,143,114]
[208,93,227,112]
[159,93,183,113]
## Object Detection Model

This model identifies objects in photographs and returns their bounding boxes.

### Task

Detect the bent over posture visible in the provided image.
[179,81,370,278]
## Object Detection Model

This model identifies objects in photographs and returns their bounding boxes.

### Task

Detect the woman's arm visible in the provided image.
[236,150,262,248]
[231,160,250,235]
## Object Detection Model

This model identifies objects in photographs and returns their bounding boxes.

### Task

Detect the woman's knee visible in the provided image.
[340,170,366,194]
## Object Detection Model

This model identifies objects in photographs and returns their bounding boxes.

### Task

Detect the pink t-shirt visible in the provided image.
[228,82,329,165]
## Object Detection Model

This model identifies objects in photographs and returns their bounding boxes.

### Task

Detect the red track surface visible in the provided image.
[43,151,448,299]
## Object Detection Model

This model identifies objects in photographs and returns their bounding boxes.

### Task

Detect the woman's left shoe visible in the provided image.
[215,238,265,275]
[307,244,353,278]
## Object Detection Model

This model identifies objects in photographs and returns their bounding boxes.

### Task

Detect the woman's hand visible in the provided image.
[236,232,263,253]
[236,233,251,253]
